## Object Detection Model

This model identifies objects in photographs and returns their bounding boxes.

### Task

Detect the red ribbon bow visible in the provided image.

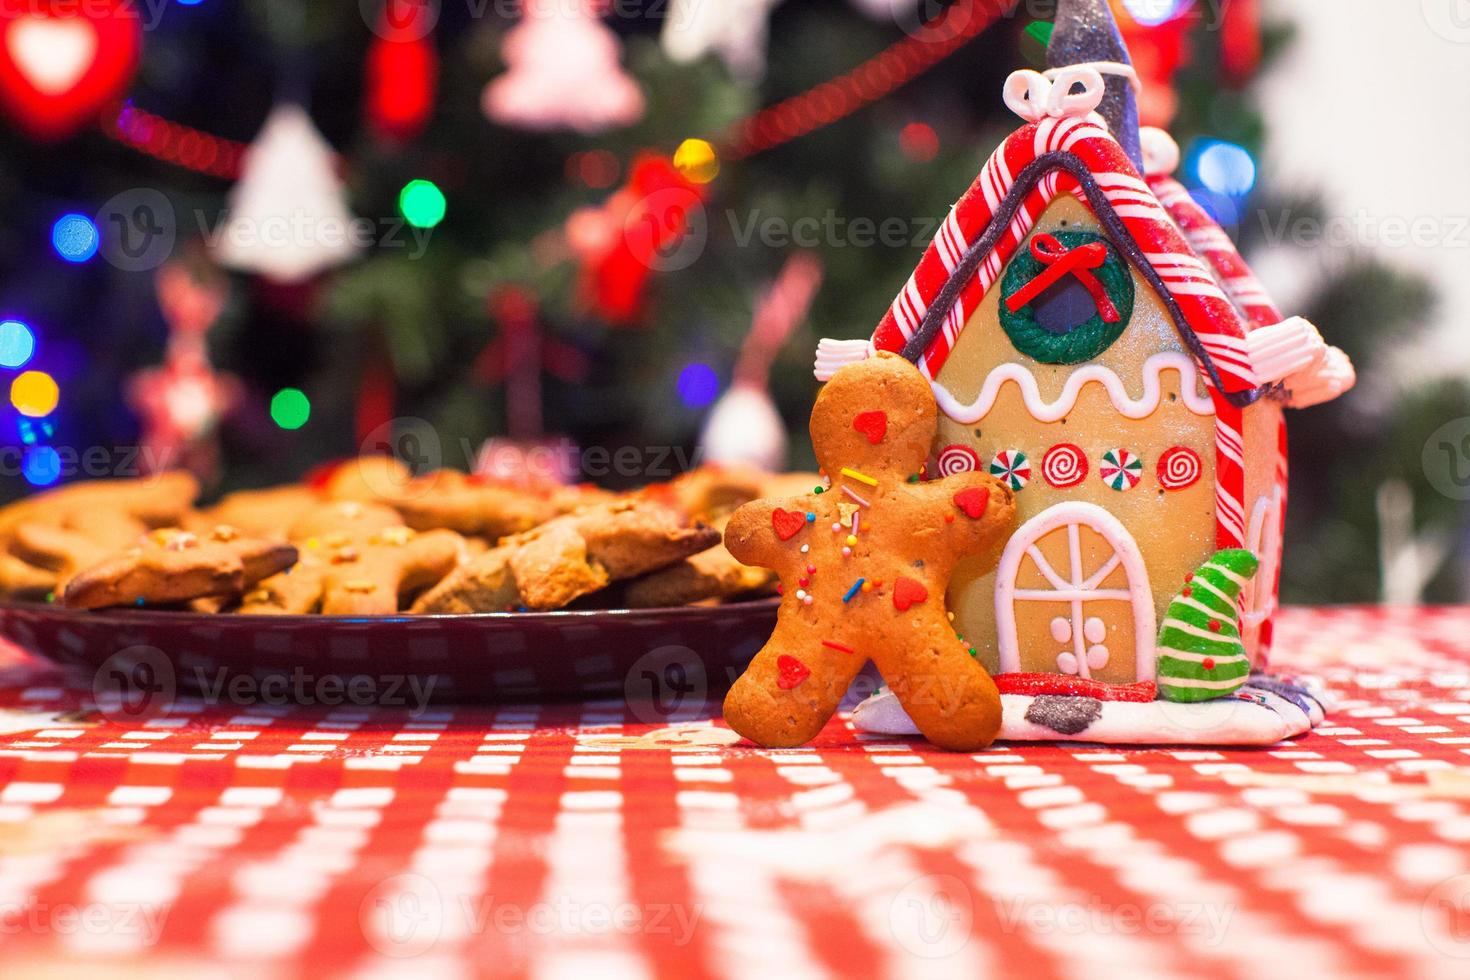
[1004,233,1121,324]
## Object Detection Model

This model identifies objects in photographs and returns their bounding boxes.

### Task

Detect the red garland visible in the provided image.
[105,0,1016,177]
[722,0,1017,160]
[105,101,246,180]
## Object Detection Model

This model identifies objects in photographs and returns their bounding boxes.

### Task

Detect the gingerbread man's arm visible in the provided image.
[905,474,1017,576]
[723,494,816,574]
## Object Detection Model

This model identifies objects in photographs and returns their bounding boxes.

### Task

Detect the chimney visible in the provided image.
[1048,0,1144,172]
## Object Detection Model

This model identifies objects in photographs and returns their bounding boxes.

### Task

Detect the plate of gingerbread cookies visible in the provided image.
[0,458,802,703]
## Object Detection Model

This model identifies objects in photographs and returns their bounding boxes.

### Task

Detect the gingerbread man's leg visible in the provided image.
[869,617,1002,751]
[723,610,871,748]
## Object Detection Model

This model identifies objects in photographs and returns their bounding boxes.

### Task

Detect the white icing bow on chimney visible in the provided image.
[1003,67,1110,125]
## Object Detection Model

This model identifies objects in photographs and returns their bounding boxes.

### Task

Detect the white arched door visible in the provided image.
[1242,486,1284,630]
[994,502,1157,683]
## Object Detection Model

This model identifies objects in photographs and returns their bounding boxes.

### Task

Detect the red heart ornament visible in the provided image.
[953,487,990,519]
[891,576,928,611]
[852,410,887,444]
[771,508,806,541]
[775,655,810,690]
[0,1,141,142]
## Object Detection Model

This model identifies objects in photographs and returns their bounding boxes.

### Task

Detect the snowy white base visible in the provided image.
[851,675,1326,746]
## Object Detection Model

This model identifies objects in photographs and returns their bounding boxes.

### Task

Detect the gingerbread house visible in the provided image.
[818,0,1353,698]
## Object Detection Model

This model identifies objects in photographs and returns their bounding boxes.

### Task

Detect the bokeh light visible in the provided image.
[1192,139,1257,197]
[0,320,35,368]
[51,214,99,263]
[270,387,311,429]
[568,150,620,189]
[22,446,61,487]
[1121,0,1189,27]
[673,139,719,185]
[899,122,940,163]
[11,370,59,418]
[1189,188,1242,228]
[399,179,446,229]
[677,362,719,408]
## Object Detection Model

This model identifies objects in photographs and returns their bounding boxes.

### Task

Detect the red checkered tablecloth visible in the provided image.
[1,606,1469,979]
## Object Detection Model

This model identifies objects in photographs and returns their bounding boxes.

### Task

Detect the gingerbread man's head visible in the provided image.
[809,351,936,481]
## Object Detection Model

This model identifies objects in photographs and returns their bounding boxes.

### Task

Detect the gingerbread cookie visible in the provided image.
[721,352,1016,750]
[624,516,775,608]
[638,465,769,522]
[411,500,719,613]
[0,471,198,540]
[8,523,119,597]
[317,454,419,508]
[240,501,464,615]
[393,471,564,539]
[0,473,202,600]
[62,526,297,610]
[195,484,323,538]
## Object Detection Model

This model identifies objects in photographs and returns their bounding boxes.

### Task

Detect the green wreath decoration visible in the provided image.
[998,230,1135,365]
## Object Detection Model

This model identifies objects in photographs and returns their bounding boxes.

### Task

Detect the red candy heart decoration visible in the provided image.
[852,410,887,444]
[772,508,806,541]
[0,1,142,141]
[891,576,928,611]
[776,655,810,690]
[952,487,990,519]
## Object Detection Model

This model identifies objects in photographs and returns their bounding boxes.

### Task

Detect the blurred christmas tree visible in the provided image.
[0,0,1463,601]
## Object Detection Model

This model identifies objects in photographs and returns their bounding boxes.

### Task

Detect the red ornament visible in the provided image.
[0,0,141,141]
[952,487,990,520]
[1117,5,1193,127]
[365,0,438,142]
[771,508,806,541]
[852,410,887,444]
[1219,0,1262,87]
[127,264,240,479]
[568,153,705,326]
[891,577,928,612]
[776,655,811,691]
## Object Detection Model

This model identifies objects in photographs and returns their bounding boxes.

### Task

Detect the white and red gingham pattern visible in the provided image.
[1,607,1470,978]
[871,115,1262,548]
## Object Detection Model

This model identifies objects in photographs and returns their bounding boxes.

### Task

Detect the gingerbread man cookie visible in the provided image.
[240,501,465,615]
[722,352,1017,750]
[61,526,297,610]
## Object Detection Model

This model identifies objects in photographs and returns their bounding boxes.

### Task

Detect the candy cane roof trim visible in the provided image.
[1150,174,1282,333]
[872,117,1263,409]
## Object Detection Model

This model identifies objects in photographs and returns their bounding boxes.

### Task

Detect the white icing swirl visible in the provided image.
[932,351,1215,425]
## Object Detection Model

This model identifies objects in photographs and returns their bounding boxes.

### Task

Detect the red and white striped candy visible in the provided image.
[936,444,981,478]
[1041,443,1088,489]
[1157,446,1203,491]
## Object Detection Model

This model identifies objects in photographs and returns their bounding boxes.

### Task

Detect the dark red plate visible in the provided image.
[0,600,777,715]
